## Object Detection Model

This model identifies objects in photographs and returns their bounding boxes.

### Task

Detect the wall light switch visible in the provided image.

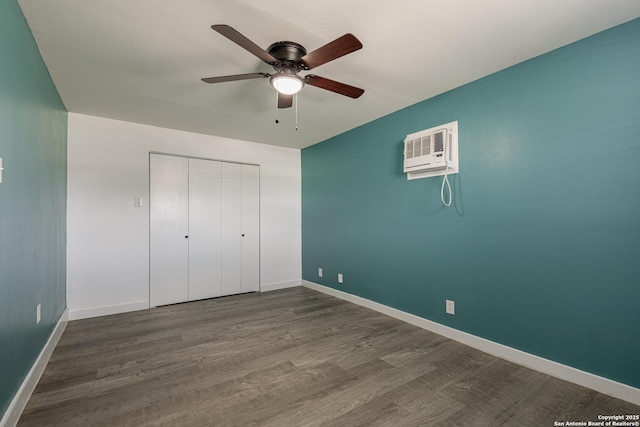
[36,304,41,324]
[0,157,4,184]
[338,273,343,284]
[446,299,455,315]
[318,268,323,278]
[134,196,143,207]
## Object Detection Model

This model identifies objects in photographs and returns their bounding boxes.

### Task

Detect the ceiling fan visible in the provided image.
[202,25,364,109]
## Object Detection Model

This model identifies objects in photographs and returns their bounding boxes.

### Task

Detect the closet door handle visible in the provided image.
[185,235,189,239]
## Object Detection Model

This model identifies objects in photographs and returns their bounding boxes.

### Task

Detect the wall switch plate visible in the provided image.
[134,196,143,207]
[446,299,455,315]
[36,304,41,324]
[337,273,343,284]
[318,268,323,277]
[0,157,4,184]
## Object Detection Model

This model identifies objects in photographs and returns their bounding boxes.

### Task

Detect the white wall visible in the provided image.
[67,113,301,319]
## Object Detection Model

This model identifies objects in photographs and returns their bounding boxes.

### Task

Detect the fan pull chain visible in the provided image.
[295,93,298,131]
[275,90,279,124]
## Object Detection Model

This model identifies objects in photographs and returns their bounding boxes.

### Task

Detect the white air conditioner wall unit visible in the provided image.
[403,121,458,180]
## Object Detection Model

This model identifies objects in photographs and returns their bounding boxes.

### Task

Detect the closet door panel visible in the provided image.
[221,162,242,296]
[241,164,260,293]
[188,158,222,301]
[149,154,189,306]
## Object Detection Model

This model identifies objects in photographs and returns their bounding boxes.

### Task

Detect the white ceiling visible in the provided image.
[18,0,640,149]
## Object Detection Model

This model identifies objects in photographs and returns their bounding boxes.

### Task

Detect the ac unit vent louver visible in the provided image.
[434,132,444,153]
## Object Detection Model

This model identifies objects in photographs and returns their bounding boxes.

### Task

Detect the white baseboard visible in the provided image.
[68,300,149,320]
[302,280,640,406]
[0,308,69,427]
[260,280,301,293]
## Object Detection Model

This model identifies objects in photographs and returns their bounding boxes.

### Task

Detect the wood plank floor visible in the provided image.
[19,287,639,426]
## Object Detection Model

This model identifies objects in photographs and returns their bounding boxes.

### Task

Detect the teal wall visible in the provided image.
[302,19,640,388]
[0,0,67,417]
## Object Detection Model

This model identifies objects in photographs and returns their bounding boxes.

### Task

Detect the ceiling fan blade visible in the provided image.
[300,34,362,70]
[212,25,277,64]
[202,72,270,84]
[304,75,364,98]
[278,93,293,109]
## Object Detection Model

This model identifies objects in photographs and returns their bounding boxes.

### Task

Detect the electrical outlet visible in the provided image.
[318,268,323,278]
[36,304,41,324]
[337,273,343,284]
[446,300,455,315]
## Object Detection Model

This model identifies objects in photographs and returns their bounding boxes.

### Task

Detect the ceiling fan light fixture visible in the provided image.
[270,72,304,95]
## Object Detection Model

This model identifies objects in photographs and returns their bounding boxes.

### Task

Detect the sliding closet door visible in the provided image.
[149,154,189,307]
[188,158,222,301]
[221,162,243,296]
[241,164,260,293]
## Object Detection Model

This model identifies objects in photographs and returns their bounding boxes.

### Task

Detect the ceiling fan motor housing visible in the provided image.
[267,41,307,71]
[267,41,307,61]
